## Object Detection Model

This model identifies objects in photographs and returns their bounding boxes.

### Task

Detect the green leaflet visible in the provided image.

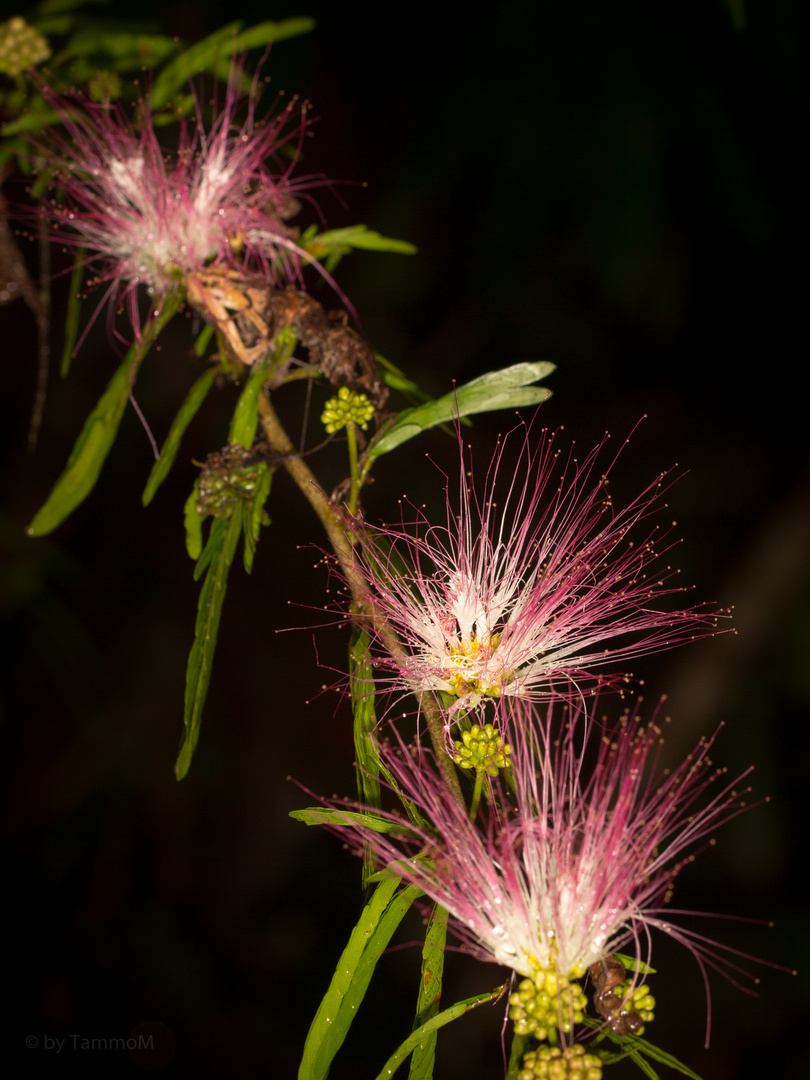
[614,952,657,976]
[585,1018,704,1080]
[232,19,316,51]
[149,19,315,110]
[365,361,556,462]
[298,878,423,1080]
[59,30,179,67]
[302,224,418,260]
[27,290,183,537]
[373,981,507,1080]
[351,627,381,883]
[27,357,131,537]
[407,904,448,1080]
[142,368,217,506]
[352,626,384,812]
[184,480,204,561]
[175,350,280,777]
[289,806,415,835]
[175,507,243,780]
[60,256,85,377]
[228,358,270,448]
[242,464,272,573]
[505,1032,532,1080]
[194,323,215,358]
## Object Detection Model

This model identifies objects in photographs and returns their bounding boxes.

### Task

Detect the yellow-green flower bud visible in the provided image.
[321,386,375,434]
[453,722,511,778]
[0,17,50,76]
[519,1043,602,1080]
[509,966,587,1039]
[88,70,123,103]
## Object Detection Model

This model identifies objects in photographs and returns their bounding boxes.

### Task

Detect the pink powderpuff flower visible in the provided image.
[347,423,727,724]
[323,697,763,1040]
[30,59,322,353]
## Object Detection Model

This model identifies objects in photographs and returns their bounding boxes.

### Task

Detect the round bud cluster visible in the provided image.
[509,968,587,1040]
[519,1044,603,1080]
[614,981,655,1033]
[0,17,50,75]
[196,446,267,519]
[321,387,375,434]
[453,723,511,778]
[88,70,123,103]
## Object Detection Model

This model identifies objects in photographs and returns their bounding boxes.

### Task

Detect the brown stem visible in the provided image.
[257,388,463,806]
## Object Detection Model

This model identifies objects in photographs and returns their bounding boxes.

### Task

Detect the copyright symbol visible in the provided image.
[26,1035,39,1049]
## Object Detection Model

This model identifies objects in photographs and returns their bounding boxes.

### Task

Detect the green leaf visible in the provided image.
[27,357,132,537]
[142,367,217,506]
[1,107,62,138]
[366,361,556,461]
[62,30,178,65]
[349,625,387,884]
[60,255,85,377]
[148,22,243,109]
[194,322,215,358]
[27,289,183,537]
[613,952,657,976]
[148,19,314,110]
[374,982,507,1080]
[232,18,316,50]
[303,225,417,259]
[242,463,272,573]
[175,507,243,780]
[585,1019,704,1080]
[184,479,204,561]
[351,628,380,804]
[228,360,269,448]
[505,1033,532,1080]
[289,806,414,835]
[408,904,448,1080]
[299,878,422,1080]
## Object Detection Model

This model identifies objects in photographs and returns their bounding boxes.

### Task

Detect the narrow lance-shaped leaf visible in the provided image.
[351,626,382,886]
[27,289,183,537]
[505,1032,533,1080]
[586,1020,705,1080]
[149,19,315,109]
[175,506,244,780]
[298,877,422,1080]
[184,479,204,561]
[408,904,449,1080]
[148,22,243,109]
[143,367,217,506]
[60,254,85,377]
[289,806,417,836]
[302,224,418,259]
[351,627,381,808]
[242,464,272,573]
[365,361,556,462]
[374,982,507,1080]
[175,352,279,776]
[229,356,270,448]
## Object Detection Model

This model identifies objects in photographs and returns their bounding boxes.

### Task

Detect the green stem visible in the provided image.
[257,389,463,808]
[346,422,360,515]
[469,773,484,822]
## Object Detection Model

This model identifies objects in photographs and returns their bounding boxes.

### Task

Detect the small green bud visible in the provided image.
[88,70,123,102]
[519,1043,602,1080]
[509,964,587,1039]
[0,17,50,75]
[321,386,375,434]
[453,722,511,778]
[196,445,268,519]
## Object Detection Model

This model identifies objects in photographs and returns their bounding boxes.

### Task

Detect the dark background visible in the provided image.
[1,0,807,1076]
